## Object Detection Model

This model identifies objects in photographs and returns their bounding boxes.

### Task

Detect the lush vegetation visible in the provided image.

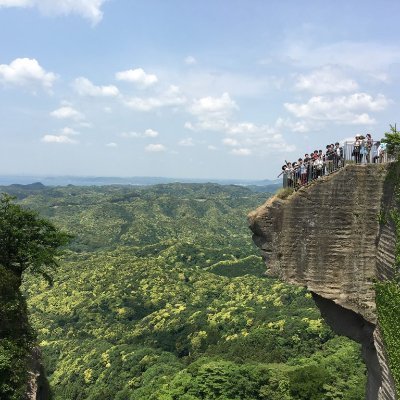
[382,123,400,160]
[376,154,400,397]
[1,183,367,399]
[0,264,32,400]
[0,194,69,400]
[375,282,400,395]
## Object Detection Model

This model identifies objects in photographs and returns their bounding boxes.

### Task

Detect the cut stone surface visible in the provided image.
[249,164,397,400]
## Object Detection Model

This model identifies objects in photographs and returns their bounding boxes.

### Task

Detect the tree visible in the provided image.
[0,193,71,283]
[382,124,400,159]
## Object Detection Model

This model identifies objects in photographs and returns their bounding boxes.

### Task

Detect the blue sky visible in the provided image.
[1,0,400,180]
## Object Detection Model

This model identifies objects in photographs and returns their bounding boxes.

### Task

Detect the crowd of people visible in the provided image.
[279,134,388,189]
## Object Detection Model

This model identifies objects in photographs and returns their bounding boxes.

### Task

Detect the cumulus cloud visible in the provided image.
[184,56,197,65]
[106,142,117,147]
[144,129,158,138]
[185,92,295,154]
[178,137,195,147]
[60,127,79,135]
[50,106,84,120]
[145,143,166,152]
[41,134,77,144]
[184,93,238,132]
[189,92,238,118]
[123,85,186,111]
[116,68,158,87]
[73,77,119,97]
[120,129,159,138]
[207,145,217,151]
[284,92,388,125]
[0,58,57,89]
[0,0,107,25]
[275,118,312,133]
[225,123,296,154]
[295,66,358,94]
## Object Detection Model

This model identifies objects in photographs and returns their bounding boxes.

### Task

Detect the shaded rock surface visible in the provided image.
[26,347,51,400]
[249,164,397,400]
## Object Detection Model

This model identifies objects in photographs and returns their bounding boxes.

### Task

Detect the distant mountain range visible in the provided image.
[0,175,281,187]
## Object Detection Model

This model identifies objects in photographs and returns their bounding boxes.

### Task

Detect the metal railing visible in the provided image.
[342,141,392,165]
[282,141,393,190]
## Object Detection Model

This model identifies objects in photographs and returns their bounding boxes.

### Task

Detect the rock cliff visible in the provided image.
[26,347,51,400]
[249,164,397,400]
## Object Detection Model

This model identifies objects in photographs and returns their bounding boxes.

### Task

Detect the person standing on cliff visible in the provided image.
[325,144,335,174]
[278,165,288,187]
[334,142,343,168]
[353,135,364,164]
[378,141,387,163]
[365,133,373,163]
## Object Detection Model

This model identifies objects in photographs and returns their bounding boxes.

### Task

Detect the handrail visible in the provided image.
[282,140,394,190]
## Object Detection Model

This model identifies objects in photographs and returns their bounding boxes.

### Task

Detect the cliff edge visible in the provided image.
[249,164,397,400]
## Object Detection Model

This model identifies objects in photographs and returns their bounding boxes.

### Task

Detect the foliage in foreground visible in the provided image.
[8,183,368,399]
[376,160,400,397]
[376,282,400,396]
[382,123,400,160]
[0,194,70,400]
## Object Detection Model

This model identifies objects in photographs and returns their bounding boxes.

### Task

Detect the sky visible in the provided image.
[1,0,400,180]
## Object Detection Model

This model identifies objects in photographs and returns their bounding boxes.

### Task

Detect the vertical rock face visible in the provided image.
[248,164,397,400]
[26,347,51,400]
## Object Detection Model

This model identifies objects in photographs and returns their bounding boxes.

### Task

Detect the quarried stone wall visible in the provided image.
[248,163,396,400]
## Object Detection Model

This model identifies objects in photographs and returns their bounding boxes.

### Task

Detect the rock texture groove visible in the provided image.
[248,164,397,400]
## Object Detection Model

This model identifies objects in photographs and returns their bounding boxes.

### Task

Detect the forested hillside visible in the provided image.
[5,183,367,399]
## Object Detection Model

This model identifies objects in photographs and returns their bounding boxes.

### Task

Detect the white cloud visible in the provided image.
[145,143,166,152]
[178,137,195,147]
[190,92,238,117]
[0,58,57,89]
[275,118,312,133]
[144,129,158,137]
[106,142,117,147]
[295,66,358,94]
[123,85,186,111]
[184,93,238,133]
[184,56,197,65]
[222,138,239,147]
[73,77,119,97]
[0,0,107,25]
[41,134,77,144]
[185,92,294,154]
[284,92,388,125]
[225,123,296,154]
[231,148,252,156]
[120,129,159,138]
[60,127,79,135]
[208,145,217,151]
[116,68,158,87]
[50,106,84,120]
[350,113,376,125]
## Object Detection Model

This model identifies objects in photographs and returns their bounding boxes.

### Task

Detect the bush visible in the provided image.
[276,188,294,200]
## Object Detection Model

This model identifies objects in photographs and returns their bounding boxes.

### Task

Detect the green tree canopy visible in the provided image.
[0,193,71,282]
[382,123,400,159]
